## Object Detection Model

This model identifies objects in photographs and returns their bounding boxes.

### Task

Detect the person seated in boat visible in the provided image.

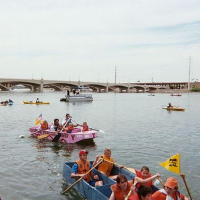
[36,98,40,103]
[152,177,188,200]
[8,99,13,103]
[62,113,78,127]
[71,150,103,187]
[39,120,49,131]
[109,174,134,200]
[82,122,89,132]
[65,123,74,133]
[50,118,60,131]
[167,103,173,108]
[93,148,124,180]
[128,185,152,200]
[134,166,160,193]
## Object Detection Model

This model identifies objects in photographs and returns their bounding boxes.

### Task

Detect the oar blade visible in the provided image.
[38,134,50,139]
[126,167,136,174]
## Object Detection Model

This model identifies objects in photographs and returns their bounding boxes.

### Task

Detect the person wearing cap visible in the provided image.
[71,150,103,187]
[93,148,124,180]
[152,177,188,200]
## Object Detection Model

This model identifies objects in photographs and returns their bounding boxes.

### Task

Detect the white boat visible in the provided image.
[60,94,93,102]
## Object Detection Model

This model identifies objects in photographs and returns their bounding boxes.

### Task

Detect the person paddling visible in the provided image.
[109,174,134,200]
[167,103,173,108]
[71,150,103,187]
[152,177,188,200]
[93,148,124,180]
[50,118,59,131]
[134,166,160,193]
[62,113,78,127]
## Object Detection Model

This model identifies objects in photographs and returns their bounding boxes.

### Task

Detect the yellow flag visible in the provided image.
[35,114,42,126]
[159,153,180,175]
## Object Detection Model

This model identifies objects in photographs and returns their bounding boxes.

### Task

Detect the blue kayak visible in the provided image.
[62,161,135,200]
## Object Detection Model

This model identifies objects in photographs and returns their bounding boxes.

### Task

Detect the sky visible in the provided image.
[0,0,200,83]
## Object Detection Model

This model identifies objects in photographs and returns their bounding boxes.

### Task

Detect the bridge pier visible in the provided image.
[40,78,43,92]
[127,83,130,93]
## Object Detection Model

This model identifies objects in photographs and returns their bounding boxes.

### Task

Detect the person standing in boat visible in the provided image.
[71,150,103,187]
[93,148,124,180]
[152,177,188,200]
[62,113,78,127]
[109,174,134,200]
[50,118,60,131]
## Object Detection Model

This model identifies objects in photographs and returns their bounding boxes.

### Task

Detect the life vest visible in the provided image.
[66,127,74,133]
[128,192,139,200]
[76,160,91,182]
[159,189,181,200]
[111,181,133,200]
[41,123,48,130]
[98,155,114,176]
[135,169,152,187]
[82,125,89,131]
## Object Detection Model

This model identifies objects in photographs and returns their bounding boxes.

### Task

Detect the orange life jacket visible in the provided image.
[76,159,91,182]
[41,123,48,130]
[98,155,114,176]
[135,169,152,187]
[82,125,89,131]
[111,181,133,200]
[66,127,74,133]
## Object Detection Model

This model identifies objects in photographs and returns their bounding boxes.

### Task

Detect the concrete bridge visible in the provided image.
[0,78,193,93]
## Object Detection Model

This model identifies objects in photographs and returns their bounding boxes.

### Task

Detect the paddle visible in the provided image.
[100,159,136,174]
[180,174,193,200]
[38,131,55,139]
[125,181,138,200]
[38,118,70,140]
[71,119,105,134]
[52,118,72,142]
[62,158,103,194]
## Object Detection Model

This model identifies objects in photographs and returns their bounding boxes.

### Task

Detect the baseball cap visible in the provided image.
[79,150,88,156]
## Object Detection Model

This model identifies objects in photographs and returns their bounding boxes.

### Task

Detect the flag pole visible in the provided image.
[180,174,193,200]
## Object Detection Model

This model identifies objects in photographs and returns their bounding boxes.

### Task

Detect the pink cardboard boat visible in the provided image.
[29,126,98,143]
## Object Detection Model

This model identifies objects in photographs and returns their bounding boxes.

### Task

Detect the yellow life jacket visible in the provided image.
[98,155,114,176]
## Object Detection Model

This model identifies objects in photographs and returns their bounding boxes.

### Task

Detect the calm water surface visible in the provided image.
[0,90,199,199]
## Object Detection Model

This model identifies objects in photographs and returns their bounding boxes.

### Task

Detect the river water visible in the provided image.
[0,90,199,200]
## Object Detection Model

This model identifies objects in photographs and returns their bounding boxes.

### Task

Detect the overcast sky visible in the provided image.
[0,0,200,83]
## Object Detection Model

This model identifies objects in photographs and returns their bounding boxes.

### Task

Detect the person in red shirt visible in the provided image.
[152,177,188,200]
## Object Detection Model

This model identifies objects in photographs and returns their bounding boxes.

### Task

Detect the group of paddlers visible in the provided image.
[70,148,189,200]
[0,99,13,105]
[38,113,89,133]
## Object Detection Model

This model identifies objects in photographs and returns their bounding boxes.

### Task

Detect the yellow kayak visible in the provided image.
[163,107,185,111]
[23,101,50,105]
